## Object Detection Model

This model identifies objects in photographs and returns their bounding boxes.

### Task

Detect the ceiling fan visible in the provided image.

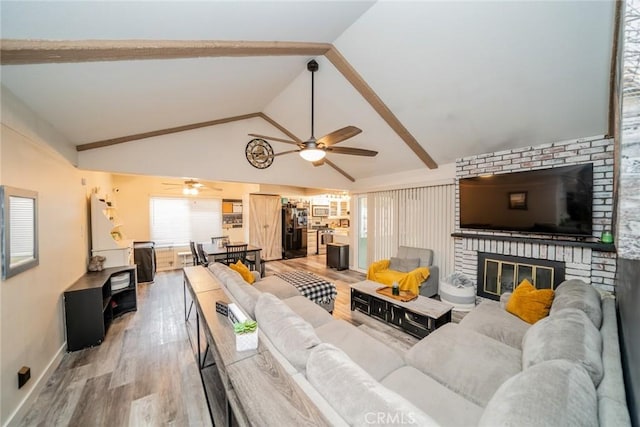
[162,179,222,195]
[248,59,377,180]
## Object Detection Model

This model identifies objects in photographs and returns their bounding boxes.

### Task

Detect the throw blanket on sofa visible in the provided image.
[275,271,337,304]
[367,259,430,295]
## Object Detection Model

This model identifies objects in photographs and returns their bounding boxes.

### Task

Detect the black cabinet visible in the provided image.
[64,266,137,351]
[327,243,349,270]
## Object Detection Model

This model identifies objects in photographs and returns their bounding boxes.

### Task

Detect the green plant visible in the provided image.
[234,319,257,335]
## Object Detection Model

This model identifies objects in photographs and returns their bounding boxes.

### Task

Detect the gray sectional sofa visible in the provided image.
[208,263,631,426]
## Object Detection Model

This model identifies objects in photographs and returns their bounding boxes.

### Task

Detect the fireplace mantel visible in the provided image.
[451,232,616,252]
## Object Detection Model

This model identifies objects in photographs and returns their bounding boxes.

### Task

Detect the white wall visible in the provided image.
[0,123,112,425]
[110,174,260,244]
[0,85,113,425]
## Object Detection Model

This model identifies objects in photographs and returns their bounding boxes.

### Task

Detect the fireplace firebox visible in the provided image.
[477,253,565,301]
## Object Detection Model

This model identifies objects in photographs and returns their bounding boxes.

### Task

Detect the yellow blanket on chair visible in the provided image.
[366,259,430,295]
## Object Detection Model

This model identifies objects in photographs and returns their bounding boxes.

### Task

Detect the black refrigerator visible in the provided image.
[282,205,308,259]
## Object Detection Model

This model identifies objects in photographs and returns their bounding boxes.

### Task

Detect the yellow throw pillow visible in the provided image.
[506,279,555,324]
[229,260,255,284]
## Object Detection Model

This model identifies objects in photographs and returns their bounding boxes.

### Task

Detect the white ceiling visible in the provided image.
[0,1,616,191]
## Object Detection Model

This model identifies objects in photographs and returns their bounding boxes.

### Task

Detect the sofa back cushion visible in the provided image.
[397,246,433,267]
[479,360,597,427]
[211,263,261,317]
[255,293,321,372]
[550,279,602,328]
[522,308,603,386]
[307,343,438,427]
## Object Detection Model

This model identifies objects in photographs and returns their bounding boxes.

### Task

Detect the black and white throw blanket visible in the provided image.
[275,271,337,304]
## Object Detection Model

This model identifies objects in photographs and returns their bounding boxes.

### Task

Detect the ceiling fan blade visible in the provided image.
[312,159,325,167]
[161,182,182,186]
[316,126,362,147]
[326,146,378,157]
[324,158,355,182]
[248,134,299,146]
[275,149,300,157]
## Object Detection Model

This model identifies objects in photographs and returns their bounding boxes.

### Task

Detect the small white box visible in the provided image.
[235,329,259,352]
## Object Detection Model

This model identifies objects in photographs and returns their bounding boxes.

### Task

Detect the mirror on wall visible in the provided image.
[1,186,39,280]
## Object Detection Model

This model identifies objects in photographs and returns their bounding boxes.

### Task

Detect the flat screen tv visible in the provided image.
[459,164,593,237]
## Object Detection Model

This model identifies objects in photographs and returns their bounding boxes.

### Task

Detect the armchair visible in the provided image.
[367,246,439,297]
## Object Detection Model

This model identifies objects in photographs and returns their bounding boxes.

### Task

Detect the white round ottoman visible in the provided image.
[439,273,476,311]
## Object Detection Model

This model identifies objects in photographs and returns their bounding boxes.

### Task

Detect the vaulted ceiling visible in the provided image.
[0,1,616,191]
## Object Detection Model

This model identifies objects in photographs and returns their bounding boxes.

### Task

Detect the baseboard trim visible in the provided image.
[3,341,66,427]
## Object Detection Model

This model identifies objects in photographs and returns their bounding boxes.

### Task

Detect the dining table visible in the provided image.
[203,243,263,276]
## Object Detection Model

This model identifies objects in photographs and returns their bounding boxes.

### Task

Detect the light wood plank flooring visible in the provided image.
[19,255,451,425]
[18,271,211,427]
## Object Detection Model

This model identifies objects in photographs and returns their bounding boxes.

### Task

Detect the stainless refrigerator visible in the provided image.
[282,205,308,259]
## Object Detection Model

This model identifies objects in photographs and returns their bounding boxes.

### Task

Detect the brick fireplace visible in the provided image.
[453,135,617,294]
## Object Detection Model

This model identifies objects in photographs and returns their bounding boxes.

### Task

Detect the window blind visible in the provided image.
[9,196,35,258]
[150,197,222,246]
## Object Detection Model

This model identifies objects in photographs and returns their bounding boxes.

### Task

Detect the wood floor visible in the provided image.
[18,255,447,426]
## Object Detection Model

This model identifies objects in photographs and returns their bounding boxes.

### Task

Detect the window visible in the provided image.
[1,186,39,279]
[150,197,222,246]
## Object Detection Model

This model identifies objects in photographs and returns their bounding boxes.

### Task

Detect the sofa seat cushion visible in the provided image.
[307,343,438,427]
[382,366,484,427]
[405,323,522,407]
[253,276,300,299]
[254,293,321,372]
[459,300,530,349]
[550,279,602,328]
[479,360,597,427]
[284,295,334,328]
[523,307,603,386]
[315,319,405,381]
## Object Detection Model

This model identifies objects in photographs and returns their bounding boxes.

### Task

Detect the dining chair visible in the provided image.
[189,241,201,266]
[211,235,229,247]
[225,243,248,266]
[196,243,209,267]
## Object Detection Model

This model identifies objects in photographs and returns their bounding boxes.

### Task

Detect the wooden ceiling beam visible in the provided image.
[2,39,438,169]
[76,113,263,151]
[0,39,332,65]
[325,47,438,169]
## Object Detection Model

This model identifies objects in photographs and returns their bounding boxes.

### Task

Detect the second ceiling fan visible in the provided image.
[249,59,377,181]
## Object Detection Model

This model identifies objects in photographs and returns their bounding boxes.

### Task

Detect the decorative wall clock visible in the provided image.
[245,138,274,169]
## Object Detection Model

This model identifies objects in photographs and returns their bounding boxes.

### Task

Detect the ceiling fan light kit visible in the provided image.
[299,141,326,162]
[246,59,377,179]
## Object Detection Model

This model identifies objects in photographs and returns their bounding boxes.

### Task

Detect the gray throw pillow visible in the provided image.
[389,257,421,273]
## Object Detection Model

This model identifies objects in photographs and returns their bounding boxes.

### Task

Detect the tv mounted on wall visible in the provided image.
[459,164,594,237]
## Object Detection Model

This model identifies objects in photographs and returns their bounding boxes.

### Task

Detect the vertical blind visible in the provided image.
[150,197,222,246]
[9,196,35,259]
[366,184,456,279]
